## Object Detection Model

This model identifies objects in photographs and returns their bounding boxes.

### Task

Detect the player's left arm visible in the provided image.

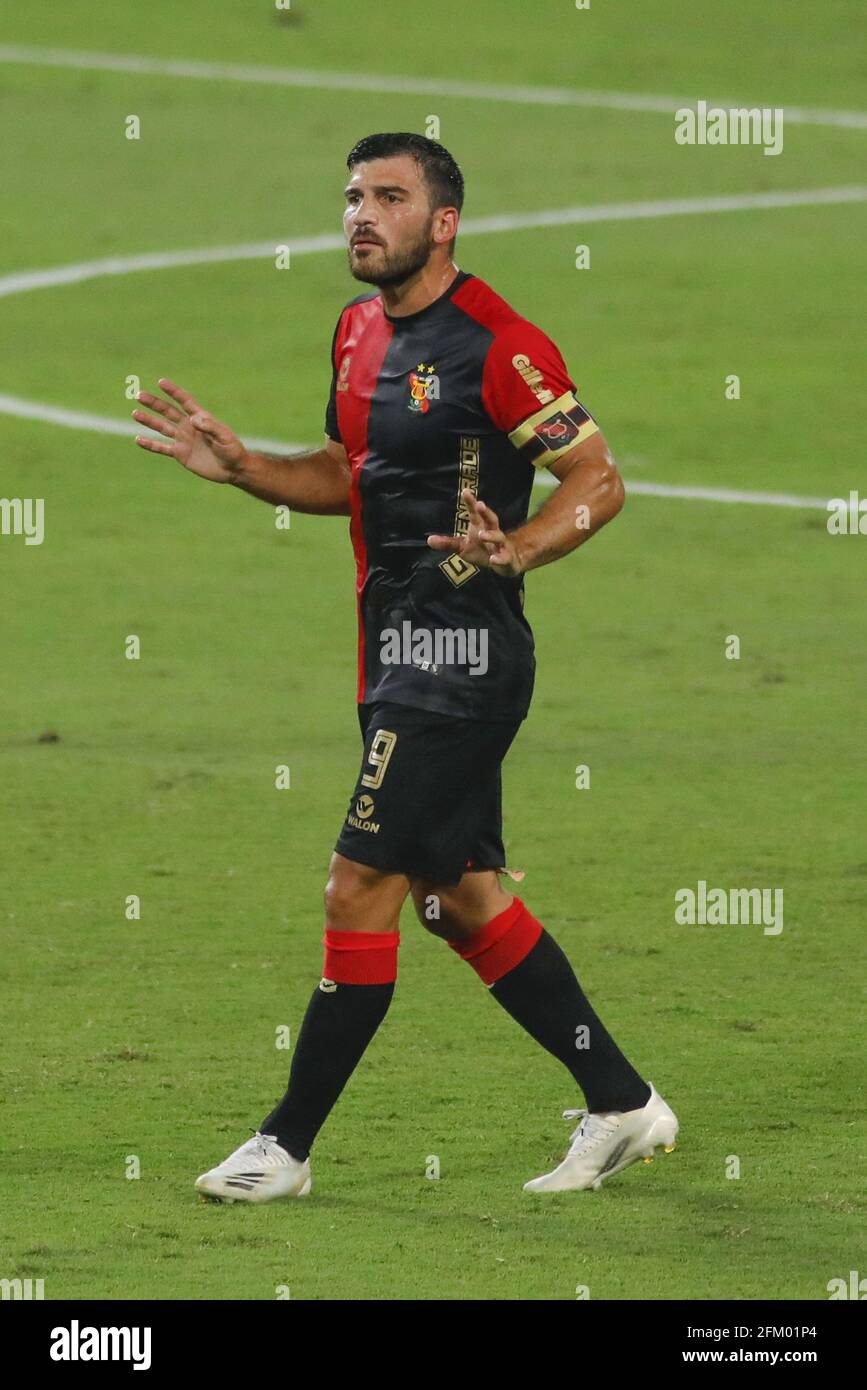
[430,435,623,577]
[503,428,624,574]
[426,320,624,576]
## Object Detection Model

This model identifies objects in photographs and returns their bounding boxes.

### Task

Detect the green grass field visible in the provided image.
[1,0,864,1301]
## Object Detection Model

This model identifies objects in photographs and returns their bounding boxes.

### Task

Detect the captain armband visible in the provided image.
[508,391,599,467]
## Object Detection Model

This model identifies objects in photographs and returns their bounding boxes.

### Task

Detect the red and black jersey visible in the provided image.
[325,269,599,722]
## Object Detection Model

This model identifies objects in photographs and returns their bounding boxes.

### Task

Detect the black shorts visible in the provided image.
[333,701,521,885]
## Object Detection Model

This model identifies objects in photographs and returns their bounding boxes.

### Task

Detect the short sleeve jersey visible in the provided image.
[325,270,599,722]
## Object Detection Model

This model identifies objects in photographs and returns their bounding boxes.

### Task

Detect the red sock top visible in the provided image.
[449,898,542,986]
[323,928,400,985]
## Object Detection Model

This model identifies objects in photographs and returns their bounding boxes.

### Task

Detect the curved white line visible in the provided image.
[0,47,856,517]
[0,392,302,455]
[0,391,830,512]
[1,44,866,129]
[584,481,829,509]
[1,187,864,300]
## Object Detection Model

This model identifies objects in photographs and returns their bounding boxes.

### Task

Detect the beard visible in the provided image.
[347,216,435,287]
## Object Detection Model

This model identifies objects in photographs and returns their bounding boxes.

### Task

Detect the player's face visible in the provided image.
[343,155,438,287]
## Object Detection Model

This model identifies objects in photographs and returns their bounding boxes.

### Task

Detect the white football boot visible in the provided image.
[195,1132,312,1204]
[523,1083,678,1193]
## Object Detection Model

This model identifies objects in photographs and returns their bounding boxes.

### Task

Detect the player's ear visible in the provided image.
[433,207,459,246]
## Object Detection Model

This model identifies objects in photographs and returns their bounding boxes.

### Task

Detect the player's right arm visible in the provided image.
[132,378,351,516]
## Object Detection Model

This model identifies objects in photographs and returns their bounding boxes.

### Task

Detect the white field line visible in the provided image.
[535,475,828,509]
[1,187,865,300]
[0,391,829,512]
[0,47,853,514]
[0,393,297,457]
[1,44,866,130]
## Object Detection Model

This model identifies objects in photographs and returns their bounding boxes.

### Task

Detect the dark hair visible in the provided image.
[346,132,465,216]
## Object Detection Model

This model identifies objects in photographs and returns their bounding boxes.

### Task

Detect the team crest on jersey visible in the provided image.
[408,363,438,413]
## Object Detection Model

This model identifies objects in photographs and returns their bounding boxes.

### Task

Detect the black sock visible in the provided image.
[490,929,651,1113]
[260,981,394,1160]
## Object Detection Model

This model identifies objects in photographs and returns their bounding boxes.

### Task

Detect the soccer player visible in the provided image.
[133,133,678,1201]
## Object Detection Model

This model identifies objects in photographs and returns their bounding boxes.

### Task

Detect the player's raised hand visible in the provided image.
[427,488,523,576]
[132,379,248,483]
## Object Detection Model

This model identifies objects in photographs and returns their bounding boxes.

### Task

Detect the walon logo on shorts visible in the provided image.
[347,795,380,834]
